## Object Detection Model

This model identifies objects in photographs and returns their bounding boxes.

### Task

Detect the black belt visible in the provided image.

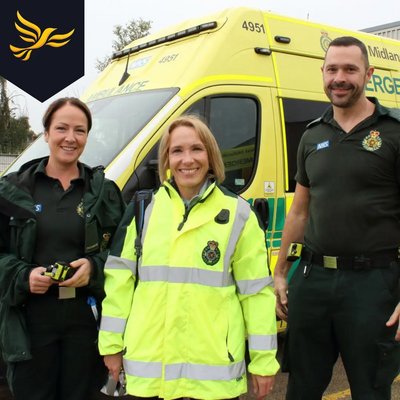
[302,248,399,270]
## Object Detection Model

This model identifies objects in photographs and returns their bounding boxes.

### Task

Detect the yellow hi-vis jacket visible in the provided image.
[99,181,279,399]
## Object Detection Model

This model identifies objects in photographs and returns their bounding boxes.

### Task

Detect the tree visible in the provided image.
[0,77,11,134]
[96,18,152,72]
[0,77,33,154]
[5,116,34,154]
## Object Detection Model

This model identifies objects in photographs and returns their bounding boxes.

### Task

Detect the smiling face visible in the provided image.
[168,125,210,200]
[44,104,88,168]
[322,45,374,109]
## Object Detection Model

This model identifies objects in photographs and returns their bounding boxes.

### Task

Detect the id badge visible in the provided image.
[59,287,76,299]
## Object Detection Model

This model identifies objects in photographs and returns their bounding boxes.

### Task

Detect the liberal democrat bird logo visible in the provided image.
[10,11,74,61]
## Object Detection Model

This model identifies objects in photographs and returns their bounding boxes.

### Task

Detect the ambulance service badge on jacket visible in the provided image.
[202,240,220,265]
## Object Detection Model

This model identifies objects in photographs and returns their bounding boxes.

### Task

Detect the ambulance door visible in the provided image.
[276,90,330,274]
[127,85,277,251]
[390,70,400,107]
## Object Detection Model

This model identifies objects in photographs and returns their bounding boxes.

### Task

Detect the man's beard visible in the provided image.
[325,82,363,108]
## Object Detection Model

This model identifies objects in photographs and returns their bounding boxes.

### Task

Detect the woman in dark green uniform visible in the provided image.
[0,97,125,400]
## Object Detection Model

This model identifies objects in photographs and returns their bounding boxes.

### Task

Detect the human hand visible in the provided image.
[386,301,400,341]
[104,352,123,381]
[252,374,275,399]
[59,258,92,288]
[29,267,54,294]
[274,274,288,321]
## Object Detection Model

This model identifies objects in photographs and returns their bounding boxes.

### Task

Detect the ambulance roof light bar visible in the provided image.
[112,21,218,61]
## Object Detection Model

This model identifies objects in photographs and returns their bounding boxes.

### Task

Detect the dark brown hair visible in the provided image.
[42,97,92,132]
[326,36,370,68]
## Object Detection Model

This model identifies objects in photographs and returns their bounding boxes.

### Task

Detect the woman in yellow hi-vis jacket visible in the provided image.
[99,115,279,400]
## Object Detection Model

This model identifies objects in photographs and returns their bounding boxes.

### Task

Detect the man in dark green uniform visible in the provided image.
[275,36,400,400]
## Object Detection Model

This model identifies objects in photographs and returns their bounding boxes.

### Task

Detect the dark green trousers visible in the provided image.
[8,291,106,400]
[284,259,400,400]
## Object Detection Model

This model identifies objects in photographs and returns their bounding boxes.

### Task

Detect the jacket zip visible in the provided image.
[175,184,217,231]
[177,208,190,231]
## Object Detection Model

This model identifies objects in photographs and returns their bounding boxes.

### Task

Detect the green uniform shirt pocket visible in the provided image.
[374,340,400,387]
[85,220,99,253]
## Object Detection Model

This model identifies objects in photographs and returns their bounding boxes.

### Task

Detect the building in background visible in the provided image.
[361,21,400,40]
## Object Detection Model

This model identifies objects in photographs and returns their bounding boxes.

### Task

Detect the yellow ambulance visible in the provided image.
[7,7,400,330]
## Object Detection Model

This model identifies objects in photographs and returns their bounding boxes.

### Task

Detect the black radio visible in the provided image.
[43,261,76,282]
[286,242,303,262]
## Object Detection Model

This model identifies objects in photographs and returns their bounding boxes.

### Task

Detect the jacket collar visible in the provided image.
[163,179,217,205]
[0,156,104,219]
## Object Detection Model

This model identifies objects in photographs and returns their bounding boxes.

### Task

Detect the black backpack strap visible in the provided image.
[134,190,152,262]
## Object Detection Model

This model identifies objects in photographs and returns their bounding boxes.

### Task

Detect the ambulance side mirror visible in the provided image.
[148,159,158,170]
[253,198,269,232]
[122,154,159,204]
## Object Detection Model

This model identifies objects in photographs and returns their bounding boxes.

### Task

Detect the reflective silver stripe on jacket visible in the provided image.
[139,265,234,287]
[138,192,250,288]
[122,359,245,381]
[223,197,251,285]
[248,334,278,351]
[105,255,137,275]
[123,359,162,378]
[236,276,274,295]
[165,360,246,381]
[100,316,126,334]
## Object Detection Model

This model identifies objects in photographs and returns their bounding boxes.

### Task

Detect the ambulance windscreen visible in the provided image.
[6,88,178,173]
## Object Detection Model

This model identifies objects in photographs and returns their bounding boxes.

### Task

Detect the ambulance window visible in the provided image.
[84,89,177,167]
[185,98,205,117]
[282,98,329,192]
[186,96,258,193]
[209,97,257,192]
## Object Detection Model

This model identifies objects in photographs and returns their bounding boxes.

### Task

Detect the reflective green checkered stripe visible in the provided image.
[273,198,285,247]
[247,197,284,249]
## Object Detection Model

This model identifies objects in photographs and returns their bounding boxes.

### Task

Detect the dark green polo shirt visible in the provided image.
[295,97,400,256]
[32,160,86,267]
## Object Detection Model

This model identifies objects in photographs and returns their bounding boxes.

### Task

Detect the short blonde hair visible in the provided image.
[158,115,225,184]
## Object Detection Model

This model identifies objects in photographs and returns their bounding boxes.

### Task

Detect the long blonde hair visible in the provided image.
[158,115,225,184]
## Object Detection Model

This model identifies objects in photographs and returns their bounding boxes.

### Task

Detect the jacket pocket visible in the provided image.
[374,340,400,387]
[226,319,234,363]
[9,218,28,257]
[224,305,233,362]
[379,261,400,302]
[0,302,31,362]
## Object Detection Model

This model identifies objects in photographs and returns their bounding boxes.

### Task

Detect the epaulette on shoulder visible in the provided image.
[388,107,400,122]
[306,117,323,129]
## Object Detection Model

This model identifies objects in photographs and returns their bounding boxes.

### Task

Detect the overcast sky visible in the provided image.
[7,0,399,134]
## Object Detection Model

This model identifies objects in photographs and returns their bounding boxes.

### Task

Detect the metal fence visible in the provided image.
[0,154,17,174]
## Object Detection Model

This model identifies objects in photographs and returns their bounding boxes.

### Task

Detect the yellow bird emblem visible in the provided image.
[10,11,74,61]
